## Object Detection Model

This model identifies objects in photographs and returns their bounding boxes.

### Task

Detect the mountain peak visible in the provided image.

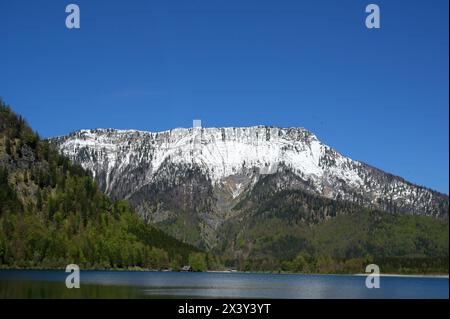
[51,125,448,221]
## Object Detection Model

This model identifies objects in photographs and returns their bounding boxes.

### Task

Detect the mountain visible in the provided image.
[0,100,208,270]
[51,126,449,253]
[1,98,447,273]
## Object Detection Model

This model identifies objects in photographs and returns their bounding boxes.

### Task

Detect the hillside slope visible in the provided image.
[217,177,448,273]
[0,100,208,270]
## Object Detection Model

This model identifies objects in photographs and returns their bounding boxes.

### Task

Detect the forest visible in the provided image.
[0,99,218,270]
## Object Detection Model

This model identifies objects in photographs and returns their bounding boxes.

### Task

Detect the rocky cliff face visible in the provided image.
[51,126,449,248]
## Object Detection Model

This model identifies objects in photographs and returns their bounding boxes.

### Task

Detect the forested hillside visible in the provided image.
[218,184,449,274]
[1,99,448,275]
[0,100,216,270]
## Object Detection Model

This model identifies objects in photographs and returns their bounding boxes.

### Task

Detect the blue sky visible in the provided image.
[0,0,448,193]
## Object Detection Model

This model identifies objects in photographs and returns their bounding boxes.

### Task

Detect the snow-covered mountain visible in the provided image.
[50,126,448,248]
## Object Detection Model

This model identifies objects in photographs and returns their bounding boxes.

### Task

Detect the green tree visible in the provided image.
[189,252,207,272]
[289,252,311,273]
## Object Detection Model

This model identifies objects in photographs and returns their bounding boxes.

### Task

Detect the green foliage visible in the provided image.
[0,167,21,215]
[221,188,449,274]
[188,252,207,272]
[0,100,200,270]
[284,252,311,273]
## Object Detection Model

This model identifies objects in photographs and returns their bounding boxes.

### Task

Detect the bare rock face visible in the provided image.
[51,126,449,248]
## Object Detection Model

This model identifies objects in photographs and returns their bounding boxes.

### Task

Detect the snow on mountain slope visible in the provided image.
[51,126,448,219]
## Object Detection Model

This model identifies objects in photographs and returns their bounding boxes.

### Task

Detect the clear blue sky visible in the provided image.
[0,0,448,193]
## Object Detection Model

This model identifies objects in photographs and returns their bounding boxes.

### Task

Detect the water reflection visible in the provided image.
[0,270,448,299]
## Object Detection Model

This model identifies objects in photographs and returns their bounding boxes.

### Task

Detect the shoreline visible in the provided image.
[0,267,448,278]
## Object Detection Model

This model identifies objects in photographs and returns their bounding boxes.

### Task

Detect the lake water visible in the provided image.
[0,270,448,299]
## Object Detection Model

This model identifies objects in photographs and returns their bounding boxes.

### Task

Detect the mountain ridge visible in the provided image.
[52,126,448,208]
[54,126,448,196]
[51,125,448,250]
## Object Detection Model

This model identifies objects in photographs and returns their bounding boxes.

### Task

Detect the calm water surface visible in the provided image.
[0,270,448,299]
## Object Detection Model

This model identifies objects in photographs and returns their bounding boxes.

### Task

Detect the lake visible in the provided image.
[0,270,448,299]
